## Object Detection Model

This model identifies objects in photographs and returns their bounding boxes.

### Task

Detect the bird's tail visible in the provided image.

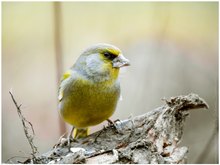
[73,128,89,139]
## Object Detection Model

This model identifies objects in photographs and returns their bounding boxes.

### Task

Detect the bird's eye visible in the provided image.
[103,52,116,60]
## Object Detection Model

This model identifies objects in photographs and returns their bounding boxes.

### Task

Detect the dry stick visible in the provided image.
[9,91,38,160]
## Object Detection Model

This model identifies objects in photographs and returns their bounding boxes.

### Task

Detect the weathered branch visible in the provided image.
[9,93,208,164]
[9,90,38,163]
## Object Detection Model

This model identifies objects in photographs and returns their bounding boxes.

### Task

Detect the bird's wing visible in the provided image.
[58,70,72,102]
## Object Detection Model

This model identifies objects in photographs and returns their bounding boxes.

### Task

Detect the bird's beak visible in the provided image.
[112,54,130,68]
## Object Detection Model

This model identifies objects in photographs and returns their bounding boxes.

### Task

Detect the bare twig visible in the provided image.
[9,90,38,160]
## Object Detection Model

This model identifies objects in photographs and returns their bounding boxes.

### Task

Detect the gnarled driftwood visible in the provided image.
[9,93,209,164]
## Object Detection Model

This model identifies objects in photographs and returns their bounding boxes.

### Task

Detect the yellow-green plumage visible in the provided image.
[58,43,130,139]
[59,70,120,127]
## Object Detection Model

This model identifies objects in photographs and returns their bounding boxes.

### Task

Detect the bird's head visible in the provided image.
[83,43,130,68]
[74,43,130,82]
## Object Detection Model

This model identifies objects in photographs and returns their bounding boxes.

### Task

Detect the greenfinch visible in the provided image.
[58,43,130,140]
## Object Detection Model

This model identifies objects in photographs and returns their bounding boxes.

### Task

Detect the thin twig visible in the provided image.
[9,91,38,159]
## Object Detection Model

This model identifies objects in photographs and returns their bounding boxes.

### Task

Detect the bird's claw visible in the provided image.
[106,119,123,133]
[67,136,78,147]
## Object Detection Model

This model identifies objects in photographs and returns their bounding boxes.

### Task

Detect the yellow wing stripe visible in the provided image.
[58,70,71,101]
[61,70,71,81]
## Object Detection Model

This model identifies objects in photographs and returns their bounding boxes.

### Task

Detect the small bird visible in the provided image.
[58,43,130,142]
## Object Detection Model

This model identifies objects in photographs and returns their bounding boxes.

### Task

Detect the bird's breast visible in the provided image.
[59,77,120,127]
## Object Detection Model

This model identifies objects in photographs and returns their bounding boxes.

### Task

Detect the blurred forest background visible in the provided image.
[2,2,218,163]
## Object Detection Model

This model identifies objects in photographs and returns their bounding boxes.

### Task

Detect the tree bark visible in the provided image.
[10,93,209,164]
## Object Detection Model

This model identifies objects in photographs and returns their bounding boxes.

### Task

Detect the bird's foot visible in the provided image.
[67,127,78,148]
[67,137,79,149]
[67,136,74,146]
[106,119,123,134]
